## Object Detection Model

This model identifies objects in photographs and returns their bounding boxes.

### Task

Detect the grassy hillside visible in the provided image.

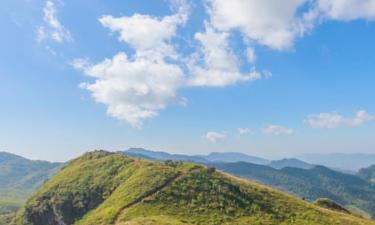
[211,161,375,219]
[8,151,375,225]
[0,152,63,214]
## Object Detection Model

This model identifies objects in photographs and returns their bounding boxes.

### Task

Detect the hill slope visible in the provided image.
[211,161,375,218]
[0,152,62,214]
[10,151,375,225]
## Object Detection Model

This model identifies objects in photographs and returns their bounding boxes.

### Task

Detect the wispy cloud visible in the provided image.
[37,0,72,43]
[238,128,250,135]
[205,132,227,143]
[305,110,374,128]
[261,125,294,136]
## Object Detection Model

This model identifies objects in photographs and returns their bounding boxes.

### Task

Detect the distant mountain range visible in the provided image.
[124,148,271,165]
[0,152,63,214]
[124,148,273,165]
[297,153,375,172]
[125,148,375,173]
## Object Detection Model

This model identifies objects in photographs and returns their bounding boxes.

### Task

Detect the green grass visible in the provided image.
[10,151,375,225]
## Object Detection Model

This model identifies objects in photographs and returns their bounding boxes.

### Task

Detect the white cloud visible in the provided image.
[99,3,187,53]
[262,125,294,136]
[75,1,269,128]
[76,53,185,129]
[75,3,188,128]
[187,25,266,87]
[246,47,256,64]
[238,128,250,135]
[317,0,375,21]
[208,0,314,50]
[305,110,375,128]
[37,0,72,43]
[207,0,375,51]
[205,132,227,143]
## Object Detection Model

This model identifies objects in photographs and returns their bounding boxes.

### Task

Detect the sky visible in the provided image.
[1,0,375,162]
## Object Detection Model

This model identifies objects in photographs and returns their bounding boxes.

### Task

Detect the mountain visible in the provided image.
[0,152,63,214]
[210,161,375,218]
[268,158,314,170]
[8,151,375,225]
[297,153,375,172]
[203,152,270,164]
[123,148,270,164]
[358,165,375,183]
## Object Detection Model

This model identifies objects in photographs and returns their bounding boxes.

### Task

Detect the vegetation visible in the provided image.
[0,152,62,214]
[0,213,15,225]
[7,151,375,225]
[211,161,375,218]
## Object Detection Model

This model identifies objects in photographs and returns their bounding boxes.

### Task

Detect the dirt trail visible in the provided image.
[112,171,184,224]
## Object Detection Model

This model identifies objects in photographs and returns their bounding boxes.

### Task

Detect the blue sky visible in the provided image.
[1,0,375,161]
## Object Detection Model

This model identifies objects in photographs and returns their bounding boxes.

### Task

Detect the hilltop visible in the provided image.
[9,151,375,225]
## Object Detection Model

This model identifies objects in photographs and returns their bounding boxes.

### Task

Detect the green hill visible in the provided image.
[8,151,375,225]
[0,152,63,214]
[211,161,375,219]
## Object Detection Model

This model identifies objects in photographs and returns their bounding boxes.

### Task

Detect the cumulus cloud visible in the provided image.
[317,0,375,21]
[37,0,72,43]
[75,3,188,128]
[261,125,294,136]
[76,53,185,128]
[305,110,375,128]
[99,4,187,54]
[208,0,315,50]
[187,25,266,87]
[75,1,269,128]
[207,0,375,51]
[205,132,227,143]
[238,128,250,135]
